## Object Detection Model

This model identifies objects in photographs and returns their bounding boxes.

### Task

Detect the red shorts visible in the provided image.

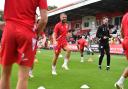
[0,21,37,67]
[54,40,68,53]
[122,38,128,59]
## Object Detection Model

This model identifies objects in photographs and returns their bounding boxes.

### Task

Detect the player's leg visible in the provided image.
[0,65,12,89]
[80,49,84,62]
[98,44,105,69]
[52,51,60,75]
[0,22,17,89]
[89,47,94,55]
[16,56,35,88]
[29,56,38,78]
[105,44,110,70]
[115,68,128,89]
[115,40,128,89]
[52,51,60,66]
[52,46,61,75]
[118,67,128,85]
[16,65,30,89]
[62,45,71,70]
[29,64,34,78]
[122,67,128,79]
[29,44,38,78]
[15,25,37,89]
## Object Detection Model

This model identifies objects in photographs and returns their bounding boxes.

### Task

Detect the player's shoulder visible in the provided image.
[55,22,61,26]
[82,39,86,41]
[79,38,84,42]
[122,13,128,22]
[123,12,128,17]
[77,39,80,42]
[54,22,61,29]
[99,25,104,28]
[97,25,102,30]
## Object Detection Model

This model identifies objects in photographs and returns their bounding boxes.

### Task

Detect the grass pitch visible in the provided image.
[10,50,128,89]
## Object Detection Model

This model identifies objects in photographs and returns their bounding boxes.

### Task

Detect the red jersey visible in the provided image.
[77,38,88,49]
[4,0,48,28]
[122,13,128,38]
[54,22,68,41]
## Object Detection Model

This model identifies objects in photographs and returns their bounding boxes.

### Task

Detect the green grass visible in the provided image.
[10,50,128,89]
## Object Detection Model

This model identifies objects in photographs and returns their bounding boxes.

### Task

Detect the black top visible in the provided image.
[96,24,111,45]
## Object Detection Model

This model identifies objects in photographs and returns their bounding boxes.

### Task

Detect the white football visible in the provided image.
[59,54,63,58]
[80,84,90,89]
[37,86,45,89]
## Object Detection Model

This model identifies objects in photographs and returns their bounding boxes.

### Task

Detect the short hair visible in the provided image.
[60,13,67,17]
[102,16,108,20]
[82,36,85,38]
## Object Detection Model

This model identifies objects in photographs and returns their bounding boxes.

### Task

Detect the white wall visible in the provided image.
[82,16,96,30]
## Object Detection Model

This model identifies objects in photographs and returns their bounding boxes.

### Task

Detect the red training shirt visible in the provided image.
[122,12,128,38]
[54,22,68,41]
[4,0,48,28]
[77,38,88,49]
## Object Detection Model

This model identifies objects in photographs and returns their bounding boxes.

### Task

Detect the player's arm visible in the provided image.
[66,31,72,38]
[96,26,103,39]
[84,44,88,49]
[42,33,46,46]
[37,0,48,37]
[67,27,72,37]
[52,25,58,45]
[37,9,48,37]
[121,24,124,39]
[107,25,114,38]
[76,41,79,50]
[84,41,88,49]
[53,33,57,45]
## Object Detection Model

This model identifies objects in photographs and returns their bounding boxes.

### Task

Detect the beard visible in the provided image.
[62,19,67,23]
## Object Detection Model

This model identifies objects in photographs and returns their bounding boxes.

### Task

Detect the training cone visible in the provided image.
[59,54,63,58]
[34,58,38,63]
[87,58,93,62]
[37,86,45,89]
[80,84,90,89]
[37,50,41,53]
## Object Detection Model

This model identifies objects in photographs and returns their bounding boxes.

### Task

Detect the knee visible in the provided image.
[67,49,71,54]
[106,53,110,56]
[56,52,60,56]
[55,51,60,56]
[125,67,128,71]
[18,67,30,81]
[2,73,10,81]
[18,73,29,81]
[1,66,12,80]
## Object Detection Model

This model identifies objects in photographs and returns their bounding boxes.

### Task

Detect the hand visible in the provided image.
[67,32,72,37]
[121,38,124,42]
[53,40,57,46]
[36,29,42,38]
[33,26,41,39]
